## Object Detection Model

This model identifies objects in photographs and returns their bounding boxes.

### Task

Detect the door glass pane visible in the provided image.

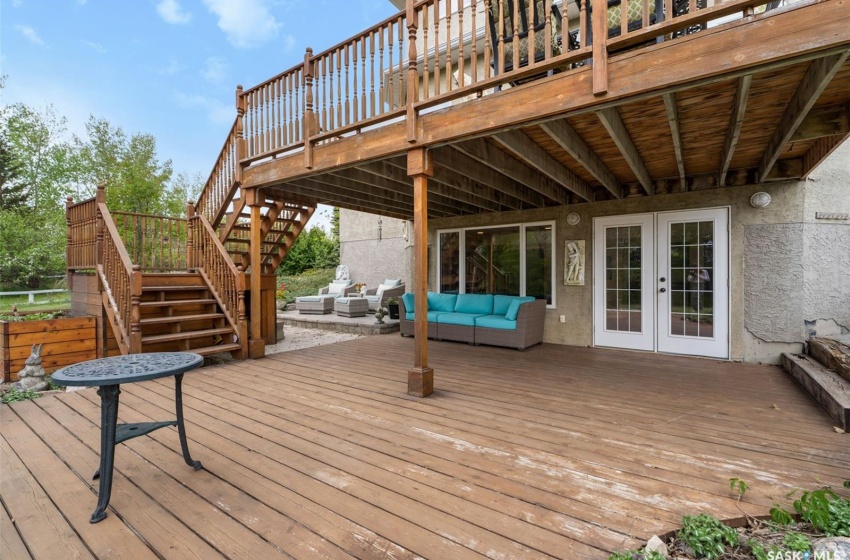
[604,225,642,333]
[465,227,520,295]
[439,232,460,293]
[670,219,714,338]
[525,225,552,304]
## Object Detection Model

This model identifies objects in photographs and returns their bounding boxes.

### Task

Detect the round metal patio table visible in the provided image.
[52,352,204,523]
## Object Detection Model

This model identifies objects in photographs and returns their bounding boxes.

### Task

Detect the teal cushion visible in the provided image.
[506,297,535,320]
[493,294,519,316]
[436,313,485,326]
[405,311,448,322]
[427,292,458,313]
[454,293,494,315]
[401,293,414,312]
[475,315,518,330]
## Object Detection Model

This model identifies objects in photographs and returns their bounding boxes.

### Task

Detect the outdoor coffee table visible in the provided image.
[51,352,204,523]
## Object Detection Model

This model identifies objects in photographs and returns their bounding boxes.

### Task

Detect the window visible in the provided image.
[437,222,555,307]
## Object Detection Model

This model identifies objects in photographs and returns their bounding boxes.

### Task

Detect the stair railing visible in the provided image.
[65,185,104,270]
[97,203,142,354]
[189,211,248,357]
[196,118,240,227]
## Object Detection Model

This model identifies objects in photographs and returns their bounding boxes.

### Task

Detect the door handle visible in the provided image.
[659,287,667,293]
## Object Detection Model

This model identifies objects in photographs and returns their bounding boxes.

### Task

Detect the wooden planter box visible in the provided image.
[1,316,97,383]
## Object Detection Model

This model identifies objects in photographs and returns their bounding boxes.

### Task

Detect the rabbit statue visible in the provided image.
[13,344,49,392]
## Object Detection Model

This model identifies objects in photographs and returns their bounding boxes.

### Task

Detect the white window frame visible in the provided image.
[436,221,557,308]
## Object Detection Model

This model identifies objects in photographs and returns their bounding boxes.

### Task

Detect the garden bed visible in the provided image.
[1,312,97,382]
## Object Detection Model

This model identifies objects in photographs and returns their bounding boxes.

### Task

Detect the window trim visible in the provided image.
[437,221,556,308]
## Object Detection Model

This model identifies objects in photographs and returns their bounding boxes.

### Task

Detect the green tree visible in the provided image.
[279,226,338,275]
[0,134,28,210]
[75,116,179,215]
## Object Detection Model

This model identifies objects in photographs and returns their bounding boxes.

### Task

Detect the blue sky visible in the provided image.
[2,0,399,226]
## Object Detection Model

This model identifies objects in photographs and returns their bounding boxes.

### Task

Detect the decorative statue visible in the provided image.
[335,264,350,281]
[564,240,586,286]
[374,306,387,325]
[13,344,49,392]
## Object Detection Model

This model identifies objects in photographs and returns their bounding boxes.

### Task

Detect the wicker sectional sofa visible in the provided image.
[399,292,547,350]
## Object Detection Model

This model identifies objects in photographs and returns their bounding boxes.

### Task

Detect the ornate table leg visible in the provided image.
[174,374,202,471]
[91,384,120,523]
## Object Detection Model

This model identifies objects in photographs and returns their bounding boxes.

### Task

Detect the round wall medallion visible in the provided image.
[566,212,581,226]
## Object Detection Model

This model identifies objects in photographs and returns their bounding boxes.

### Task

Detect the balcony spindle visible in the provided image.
[457,0,465,87]
[471,0,478,84]
[446,3,453,92]
[304,47,316,168]
[406,0,419,142]
[434,0,441,95]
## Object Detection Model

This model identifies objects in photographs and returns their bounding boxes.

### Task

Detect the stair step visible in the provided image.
[140,313,225,325]
[142,285,210,292]
[139,298,218,308]
[191,342,243,356]
[142,327,233,344]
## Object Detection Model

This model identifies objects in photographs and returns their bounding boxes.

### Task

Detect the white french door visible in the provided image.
[593,208,729,359]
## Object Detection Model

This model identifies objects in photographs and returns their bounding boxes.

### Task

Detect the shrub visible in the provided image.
[679,514,738,559]
[277,268,336,303]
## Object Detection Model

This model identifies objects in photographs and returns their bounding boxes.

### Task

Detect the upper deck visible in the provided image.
[201,0,850,220]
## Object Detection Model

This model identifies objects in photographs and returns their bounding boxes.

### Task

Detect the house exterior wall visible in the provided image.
[339,209,414,289]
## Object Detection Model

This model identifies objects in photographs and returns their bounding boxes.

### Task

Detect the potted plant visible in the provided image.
[386,297,400,320]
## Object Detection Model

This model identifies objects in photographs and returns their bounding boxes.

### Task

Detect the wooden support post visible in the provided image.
[304,48,316,169]
[236,265,248,360]
[406,0,419,143]
[592,0,608,96]
[247,188,265,359]
[407,147,433,397]
[129,265,142,354]
[65,196,74,273]
[95,185,106,292]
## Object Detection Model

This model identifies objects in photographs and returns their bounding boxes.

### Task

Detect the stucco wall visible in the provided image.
[340,142,849,364]
[339,209,413,289]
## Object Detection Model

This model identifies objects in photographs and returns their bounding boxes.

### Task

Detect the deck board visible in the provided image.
[2,338,847,559]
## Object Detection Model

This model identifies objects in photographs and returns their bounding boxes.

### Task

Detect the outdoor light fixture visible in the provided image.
[750,192,771,208]
[566,212,581,225]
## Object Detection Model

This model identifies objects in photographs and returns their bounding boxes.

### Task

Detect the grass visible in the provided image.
[0,292,71,314]
[277,268,337,303]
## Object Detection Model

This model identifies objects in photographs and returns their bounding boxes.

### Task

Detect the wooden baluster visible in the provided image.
[344,44,351,125]
[406,0,419,143]
[129,264,142,354]
[370,32,376,117]
[579,0,587,49]
[422,5,430,98]
[498,0,506,75]
[642,0,649,28]
[433,0,441,95]
[352,41,359,123]
[621,0,628,37]
[327,52,335,131]
[689,0,696,15]
[471,0,478,84]
[251,90,258,157]
[528,0,536,65]
[512,0,520,70]
[66,197,74,268]
[484,0,492,79]
[336,49,343,127]
[664,0,672,24]
[318,61,326,134]
[457,0,465,87]
[237,265,248,357]
[295,69,302,143]
[445,5,453,92]
[186,203,195,270]
[388,21,395,106]
[545,0,552,59]
[305,48,316,169]
[361,36,367,120]
[236,86,246,189]
[378,26,385,109]
[398,16,405,104]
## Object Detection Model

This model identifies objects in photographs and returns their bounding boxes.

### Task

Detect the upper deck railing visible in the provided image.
[197,0,796,219]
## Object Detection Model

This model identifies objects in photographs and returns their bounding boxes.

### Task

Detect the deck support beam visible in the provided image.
[718,76,752,188]
[246,188,265,359]
[757,52,849,183]
[407,147,433,398]
[596,107,654,195]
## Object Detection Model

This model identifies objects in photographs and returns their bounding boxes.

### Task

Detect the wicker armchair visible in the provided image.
[364,283,405,312]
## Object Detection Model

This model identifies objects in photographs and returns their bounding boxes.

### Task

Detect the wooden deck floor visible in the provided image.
[2,337,847,560]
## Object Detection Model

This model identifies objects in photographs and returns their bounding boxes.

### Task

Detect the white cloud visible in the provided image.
[202,0,281,49]
[201,56,228,84]
[158,58,182,75]
[157,0,191,24]
[174,92,233,126]
[15,24,44,46]
[84,41,106,54]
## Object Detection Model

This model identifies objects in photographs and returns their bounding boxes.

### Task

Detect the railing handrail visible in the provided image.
[110,210,187,221]
[99,203,136,277]
[197,214,242,280]
[66,195,97,211]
